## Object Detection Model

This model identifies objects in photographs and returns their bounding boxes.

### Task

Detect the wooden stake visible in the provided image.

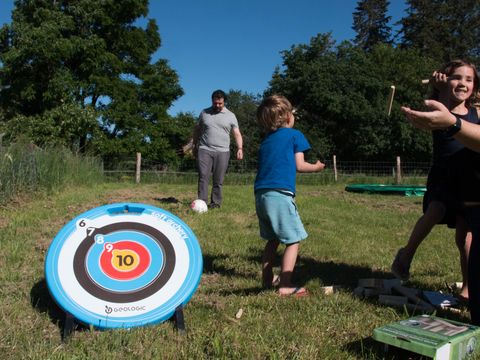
[333,155,338,182]
[135,152,141,184]
[395,156,402,184]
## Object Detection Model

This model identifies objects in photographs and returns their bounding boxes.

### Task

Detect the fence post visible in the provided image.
[333,155,338,182]
[136,152,141,184]
[395,156,402,184]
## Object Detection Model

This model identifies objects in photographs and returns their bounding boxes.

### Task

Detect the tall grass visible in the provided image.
[0,142,104,204]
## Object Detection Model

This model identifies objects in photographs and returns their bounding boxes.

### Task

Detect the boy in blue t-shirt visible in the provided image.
[255,95,325,297]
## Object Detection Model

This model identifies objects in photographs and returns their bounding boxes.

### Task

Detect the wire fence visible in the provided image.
[103,155,431,186]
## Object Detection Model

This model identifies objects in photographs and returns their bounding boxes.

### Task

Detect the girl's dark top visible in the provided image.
[446,107,480,204]
[432,107,479,167]
[424,108,479,225]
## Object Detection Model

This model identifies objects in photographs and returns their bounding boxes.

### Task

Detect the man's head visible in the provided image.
[211,89,226,113]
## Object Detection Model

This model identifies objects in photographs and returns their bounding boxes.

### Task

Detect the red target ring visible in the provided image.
[99,241,151,280]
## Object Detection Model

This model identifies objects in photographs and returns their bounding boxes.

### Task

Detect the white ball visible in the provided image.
[190,199,208,213]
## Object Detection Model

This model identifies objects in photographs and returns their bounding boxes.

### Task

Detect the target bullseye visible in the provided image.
[99,241,150,280]
[45,203,202,329]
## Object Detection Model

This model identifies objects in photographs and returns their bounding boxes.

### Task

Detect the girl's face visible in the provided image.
[446,65,475,104]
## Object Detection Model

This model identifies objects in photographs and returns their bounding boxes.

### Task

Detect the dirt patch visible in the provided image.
[0,216,9,229]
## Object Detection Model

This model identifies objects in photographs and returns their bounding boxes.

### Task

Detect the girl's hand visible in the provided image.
[401,100,456,130]
[431,71,448,91]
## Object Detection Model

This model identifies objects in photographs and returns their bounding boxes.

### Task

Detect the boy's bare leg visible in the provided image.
[262,240,279,288]
[455,216,471,299]
[278,242,305,295]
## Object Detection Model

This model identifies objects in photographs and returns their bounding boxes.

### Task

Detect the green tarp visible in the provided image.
[345,184,426,196]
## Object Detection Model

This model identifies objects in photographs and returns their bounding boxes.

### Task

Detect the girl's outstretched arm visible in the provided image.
[402,100,480,152]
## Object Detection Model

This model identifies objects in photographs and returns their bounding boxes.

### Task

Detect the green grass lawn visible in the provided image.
[0,183,474,359]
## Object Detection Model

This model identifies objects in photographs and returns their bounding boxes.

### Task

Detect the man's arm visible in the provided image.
[232,127,243,160]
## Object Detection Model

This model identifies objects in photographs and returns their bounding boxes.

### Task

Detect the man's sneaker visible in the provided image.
[391,248,411,281]
[208,203,220,209]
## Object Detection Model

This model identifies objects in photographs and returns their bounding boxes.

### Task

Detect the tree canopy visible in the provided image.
[268,34,436,161]
[352,0,392,51]
[397,0,480,62]
[0,0,187,162]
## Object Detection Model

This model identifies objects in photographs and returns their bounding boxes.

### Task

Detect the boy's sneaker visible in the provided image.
[391,248,410,281]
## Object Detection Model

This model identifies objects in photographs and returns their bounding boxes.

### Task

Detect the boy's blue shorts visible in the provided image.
[255,189,308,244]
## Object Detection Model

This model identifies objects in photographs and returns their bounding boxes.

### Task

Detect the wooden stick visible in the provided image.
[386,85,395,116]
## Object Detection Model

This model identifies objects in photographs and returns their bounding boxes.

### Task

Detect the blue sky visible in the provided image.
[0,0,407,116]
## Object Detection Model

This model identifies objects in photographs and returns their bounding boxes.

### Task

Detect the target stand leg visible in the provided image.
[173,305,186,333]
[62,312,77,342]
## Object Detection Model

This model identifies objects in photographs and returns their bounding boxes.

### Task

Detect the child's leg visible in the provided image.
[403,201,446,260]
[278,242,306,295]
[455,216,471,299]
[392,201,446,280]
[262,240,279,288]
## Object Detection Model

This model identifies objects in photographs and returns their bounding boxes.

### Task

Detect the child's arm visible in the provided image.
[402,100,480,152]
[295,152,325,173]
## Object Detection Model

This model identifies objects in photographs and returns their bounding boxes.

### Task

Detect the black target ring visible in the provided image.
[73,222,176,303]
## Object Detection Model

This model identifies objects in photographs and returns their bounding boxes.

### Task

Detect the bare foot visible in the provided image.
[459,287,469,301]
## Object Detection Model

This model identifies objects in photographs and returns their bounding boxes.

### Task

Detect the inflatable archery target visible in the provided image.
[45,203,202,329]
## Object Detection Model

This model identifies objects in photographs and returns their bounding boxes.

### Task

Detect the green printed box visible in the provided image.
[373,315,480,359]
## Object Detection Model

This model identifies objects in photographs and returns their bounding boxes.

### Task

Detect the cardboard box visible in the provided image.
[373,315,480,359]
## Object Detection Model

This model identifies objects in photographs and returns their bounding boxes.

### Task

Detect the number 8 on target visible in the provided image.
[45,203,203,329]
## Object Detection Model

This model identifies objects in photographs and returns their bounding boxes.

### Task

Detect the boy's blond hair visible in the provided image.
[257,95,293,132]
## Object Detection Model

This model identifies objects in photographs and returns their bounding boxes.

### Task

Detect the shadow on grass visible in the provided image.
[30,278,89,340]
[203,253,237,276]
[296,255,391,289]
[201,251,394,296]
[30,279,191,337]
[201,253,265,296]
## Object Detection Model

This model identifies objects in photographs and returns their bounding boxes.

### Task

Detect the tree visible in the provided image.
[352,0,392,51]
[397,0,480,62]
[0,0,184,162]
[267,33,437,161]
[223,90,261,168]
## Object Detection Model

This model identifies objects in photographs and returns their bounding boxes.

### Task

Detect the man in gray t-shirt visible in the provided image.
[192,90,243,208]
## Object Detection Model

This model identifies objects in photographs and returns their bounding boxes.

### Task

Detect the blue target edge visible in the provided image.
[44,203,203,329]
